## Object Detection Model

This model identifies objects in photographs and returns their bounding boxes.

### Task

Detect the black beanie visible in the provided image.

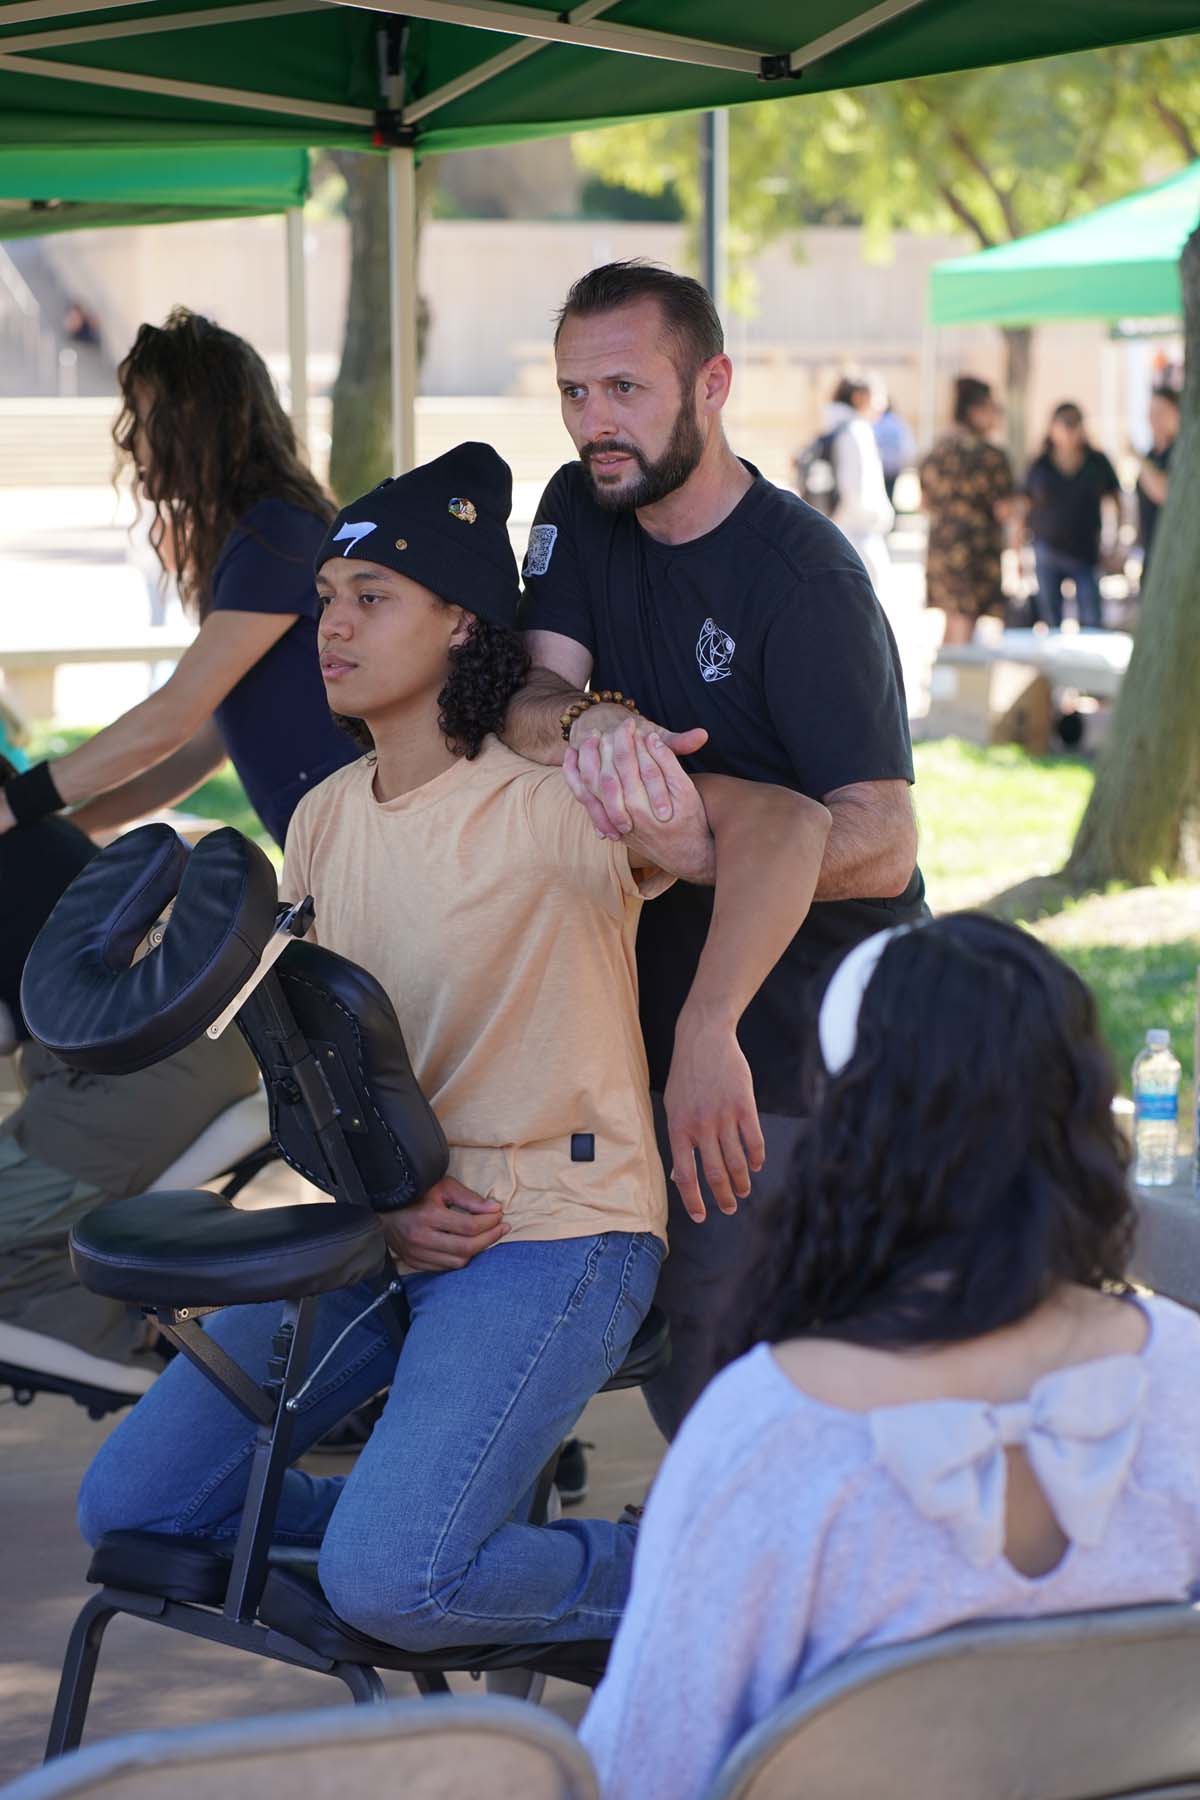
[316,442,521,630]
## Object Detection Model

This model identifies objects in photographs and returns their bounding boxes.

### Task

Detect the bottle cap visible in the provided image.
[1147,1028,1171,1048]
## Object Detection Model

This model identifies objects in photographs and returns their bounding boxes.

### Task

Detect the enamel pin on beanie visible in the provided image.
[316,442,521,629]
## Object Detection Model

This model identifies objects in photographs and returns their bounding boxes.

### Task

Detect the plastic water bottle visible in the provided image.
[1133,1028,1180,1187]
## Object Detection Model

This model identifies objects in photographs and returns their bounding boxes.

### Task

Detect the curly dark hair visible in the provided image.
[114,307,333,619]
[726,913,1134,1364]
[336,612,530,762]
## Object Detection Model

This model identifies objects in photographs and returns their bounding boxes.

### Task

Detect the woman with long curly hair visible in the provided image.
[583,914,1200,1800]
[79,441,833,1654]
[0,308,355,847]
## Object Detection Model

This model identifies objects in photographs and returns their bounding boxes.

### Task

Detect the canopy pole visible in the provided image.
[699,108,728,318]
[389,143,418,474]
[285,206,309,457]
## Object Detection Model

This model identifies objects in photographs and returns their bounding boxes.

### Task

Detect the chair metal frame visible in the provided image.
[45,908,653,1756]
[10,1695,599,1800]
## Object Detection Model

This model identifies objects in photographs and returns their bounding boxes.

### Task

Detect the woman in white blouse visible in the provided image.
[583,914,1200,1800]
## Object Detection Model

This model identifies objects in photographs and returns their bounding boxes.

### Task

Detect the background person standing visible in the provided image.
[510,260,924,1439]
[1137,384,1181,581]
[919,375,1014,648]
[827,376,895,598]
[1022,402,1122,631]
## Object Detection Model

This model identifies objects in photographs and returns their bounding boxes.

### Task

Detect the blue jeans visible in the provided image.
[78,1232,663,1649]
[1033,543,1103,629]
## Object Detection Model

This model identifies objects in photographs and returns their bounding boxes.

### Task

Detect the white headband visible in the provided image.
[818,925,914,1076]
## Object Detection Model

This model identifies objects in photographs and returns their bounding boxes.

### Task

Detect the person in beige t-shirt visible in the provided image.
[82,442,829,1656]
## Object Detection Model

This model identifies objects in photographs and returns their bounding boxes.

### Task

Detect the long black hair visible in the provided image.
[728,914,1133,1360]
[335,611,530,762]
[114,307,333,619]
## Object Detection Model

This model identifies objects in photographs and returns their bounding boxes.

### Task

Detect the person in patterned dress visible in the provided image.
[920,376,1015,645]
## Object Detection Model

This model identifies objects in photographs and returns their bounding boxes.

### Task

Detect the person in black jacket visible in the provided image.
[1023,403,1121,631]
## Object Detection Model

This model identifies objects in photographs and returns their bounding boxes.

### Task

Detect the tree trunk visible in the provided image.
[1065,218,1200,887]
[1002,325,1033,469]
[328,152,391,504]
[327,153,434,504]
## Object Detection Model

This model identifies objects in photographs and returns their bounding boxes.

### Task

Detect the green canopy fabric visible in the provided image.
[0,145,309,236]
[0,0,1195,157]
[930,160,1200,327]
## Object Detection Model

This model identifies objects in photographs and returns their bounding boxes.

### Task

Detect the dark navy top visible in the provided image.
[210,499,357,846]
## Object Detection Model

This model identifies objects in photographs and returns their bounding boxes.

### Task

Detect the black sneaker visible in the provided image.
[553,1437,593,1506]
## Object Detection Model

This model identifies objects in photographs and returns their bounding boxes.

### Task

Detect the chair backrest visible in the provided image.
[238,939,449,1210]
[0,1696,598,1800]
[707,1603,1200,1800]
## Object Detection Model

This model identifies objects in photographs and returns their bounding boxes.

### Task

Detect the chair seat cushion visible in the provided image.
[69,1190,386,1307]
[259,1564,610,1687]
[88,1530,233,1606]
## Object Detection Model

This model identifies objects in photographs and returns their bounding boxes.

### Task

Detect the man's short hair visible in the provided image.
[1152,383,1182,408]
[554,260,724,381]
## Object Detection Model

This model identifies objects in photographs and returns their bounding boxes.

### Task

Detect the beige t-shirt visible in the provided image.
[281,737,668,1247]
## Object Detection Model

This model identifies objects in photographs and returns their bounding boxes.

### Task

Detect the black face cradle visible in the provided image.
[20,823,279,1075]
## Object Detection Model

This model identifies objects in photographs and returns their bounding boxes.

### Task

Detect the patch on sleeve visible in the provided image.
[522,523,558,578]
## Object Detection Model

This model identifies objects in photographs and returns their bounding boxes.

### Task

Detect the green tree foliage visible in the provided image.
[572,41,1200,454]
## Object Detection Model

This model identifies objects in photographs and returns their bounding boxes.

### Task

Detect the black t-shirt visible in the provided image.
[211,500,358,847]
[1024,448,1121,564]
[1138,442,1172,564]
[520,461,926,1117]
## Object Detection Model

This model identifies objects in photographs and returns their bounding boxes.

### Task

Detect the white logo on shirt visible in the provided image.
[696,617,736,683]
[332,520,376,556]
[522,523,558,577]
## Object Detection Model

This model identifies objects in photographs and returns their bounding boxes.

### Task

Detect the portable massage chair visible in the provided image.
[21,823,669,1759]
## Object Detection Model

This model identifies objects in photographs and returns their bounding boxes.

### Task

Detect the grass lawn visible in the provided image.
[915,739,1199,1114]
[32,728,1199,1112]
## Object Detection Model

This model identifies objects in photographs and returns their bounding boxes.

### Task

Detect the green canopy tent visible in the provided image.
[0,143,309,235]
[930,160,1200,327]
[0,144,313,440]
[0,0,1196,465]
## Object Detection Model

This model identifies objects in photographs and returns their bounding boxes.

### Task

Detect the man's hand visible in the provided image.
[663,1004,765,1224]
[569,705,707,838]
[0,790,15,836]
[380,1177,508,1273]
[565,724,714,883]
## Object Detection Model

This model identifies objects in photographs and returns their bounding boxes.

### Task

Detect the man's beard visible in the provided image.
[581,396,705,512]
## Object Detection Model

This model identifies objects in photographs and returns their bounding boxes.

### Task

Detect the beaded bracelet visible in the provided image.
[559,690,639,742]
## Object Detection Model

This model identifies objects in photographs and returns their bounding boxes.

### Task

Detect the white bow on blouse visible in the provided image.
[869,1356,1148,1569]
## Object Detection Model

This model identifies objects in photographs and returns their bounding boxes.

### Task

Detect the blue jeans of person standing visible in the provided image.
[1033,543,1104,629]
[77,1232,662,1649]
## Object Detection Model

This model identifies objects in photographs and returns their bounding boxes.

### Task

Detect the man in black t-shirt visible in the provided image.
[1022,404,1121,631]
[505,262,924,1436]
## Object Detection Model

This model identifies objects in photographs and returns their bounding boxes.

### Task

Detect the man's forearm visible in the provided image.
[501,667,580,767]
[684,777,830,1026]
[815,783,917,901]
